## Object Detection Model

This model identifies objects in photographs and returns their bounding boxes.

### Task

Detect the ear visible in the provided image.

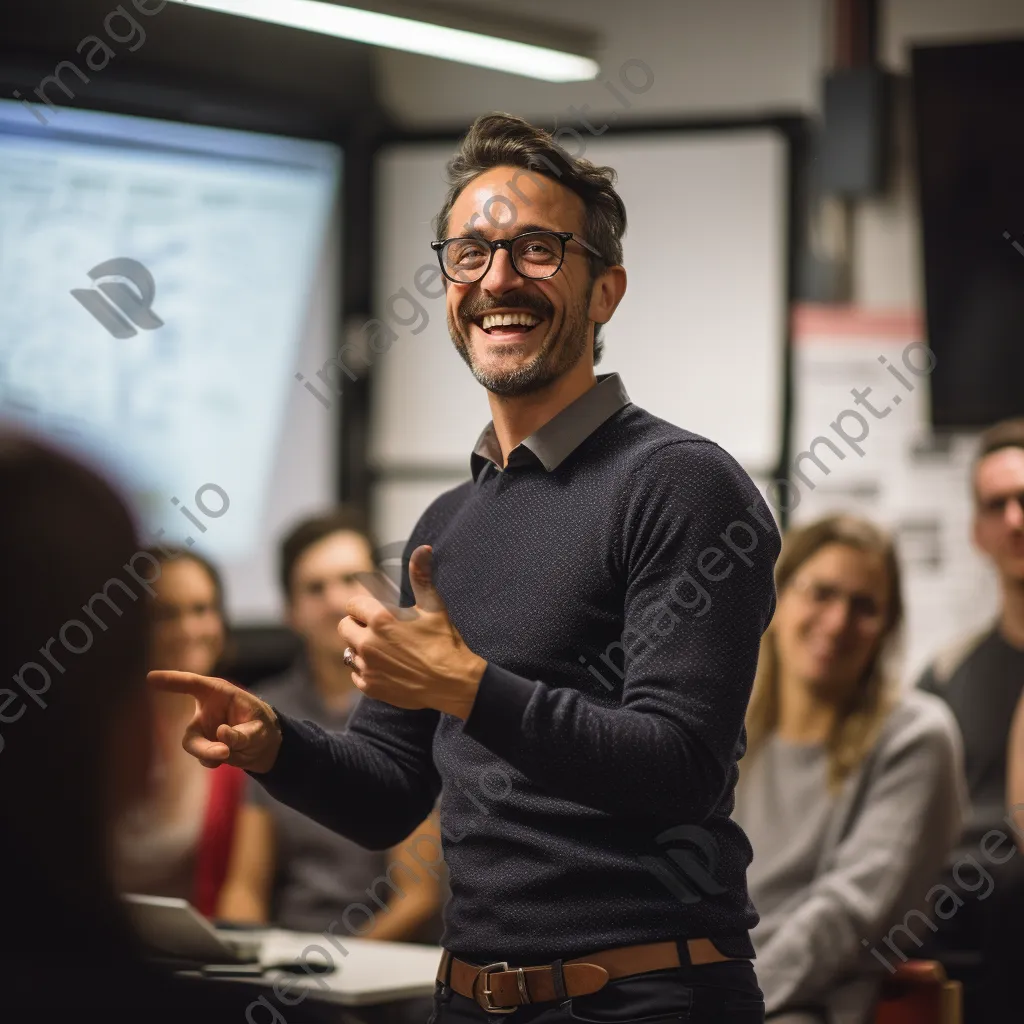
[589,265,627,328]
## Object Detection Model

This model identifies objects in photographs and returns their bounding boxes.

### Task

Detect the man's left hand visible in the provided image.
[339,545,487,720]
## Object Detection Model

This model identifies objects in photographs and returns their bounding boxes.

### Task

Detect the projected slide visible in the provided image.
[0,99,341,563]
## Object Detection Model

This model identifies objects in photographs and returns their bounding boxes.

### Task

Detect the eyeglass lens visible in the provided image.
[798,580,882,623]
[442,232,563,283]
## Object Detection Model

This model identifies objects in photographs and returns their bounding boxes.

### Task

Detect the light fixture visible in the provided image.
[165,0,600,83]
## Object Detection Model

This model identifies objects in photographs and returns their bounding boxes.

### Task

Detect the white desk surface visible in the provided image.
[213,929,443,1006]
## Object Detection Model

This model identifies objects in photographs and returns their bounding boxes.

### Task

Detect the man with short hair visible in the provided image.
[155,112,781,1024]
[917,419,1024,854]
[216,508,444,944]
[915,418,1024,1016]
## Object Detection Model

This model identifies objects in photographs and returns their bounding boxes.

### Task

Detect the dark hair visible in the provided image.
[279,506,379,600]
[973,417,1024,497]
[434,111,627,365]
[0,429,150,937]
[139,545,234,673]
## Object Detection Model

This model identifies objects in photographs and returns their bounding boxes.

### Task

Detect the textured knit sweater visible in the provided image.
[253,374,782,963]
[734,690,965,1024]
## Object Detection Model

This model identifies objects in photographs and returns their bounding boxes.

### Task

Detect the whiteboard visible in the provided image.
[370,129,788,475]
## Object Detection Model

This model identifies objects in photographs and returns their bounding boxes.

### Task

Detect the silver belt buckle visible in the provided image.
[474,961,521,1014]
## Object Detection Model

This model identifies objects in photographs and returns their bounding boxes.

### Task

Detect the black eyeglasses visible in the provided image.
[978,491,1024,518]
[430,230,605,284]
[790,577,886,632]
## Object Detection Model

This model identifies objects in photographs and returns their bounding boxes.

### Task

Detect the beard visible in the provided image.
[448,284,594,398]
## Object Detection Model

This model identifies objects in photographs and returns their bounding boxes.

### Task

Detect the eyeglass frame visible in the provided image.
[430,230,606,284]
[788,575,888,631]
[976,490,1024,519]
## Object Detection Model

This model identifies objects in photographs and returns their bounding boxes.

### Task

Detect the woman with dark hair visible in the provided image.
[115,545,247,916]
[734,514,966,1024]
[0,430,254,1021]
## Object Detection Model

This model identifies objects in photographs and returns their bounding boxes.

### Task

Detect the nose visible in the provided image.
[325,579,356,614]
[1006,496,1024,530]
[479,245,527,295]
[818,597,855,637]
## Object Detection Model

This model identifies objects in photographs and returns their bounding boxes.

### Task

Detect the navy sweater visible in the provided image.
[255,403,781,962]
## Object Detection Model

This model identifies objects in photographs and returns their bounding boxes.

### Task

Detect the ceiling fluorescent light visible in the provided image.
[166,0,600,82]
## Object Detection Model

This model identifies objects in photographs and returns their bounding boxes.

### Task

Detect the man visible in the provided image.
[915,418,1024,1011]
[917,418,1024,855]
[216,508,444,944]
[155,112,782,1024]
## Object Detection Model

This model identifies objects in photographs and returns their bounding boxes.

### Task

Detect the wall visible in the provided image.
[376,0,1024,311]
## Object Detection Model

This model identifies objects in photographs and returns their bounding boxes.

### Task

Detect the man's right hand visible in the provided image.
[148,671,283,774]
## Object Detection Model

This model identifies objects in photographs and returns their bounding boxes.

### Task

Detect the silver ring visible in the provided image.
[343,646,356,667]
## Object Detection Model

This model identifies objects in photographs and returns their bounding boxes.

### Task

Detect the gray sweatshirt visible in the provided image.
[733,689,965,1024]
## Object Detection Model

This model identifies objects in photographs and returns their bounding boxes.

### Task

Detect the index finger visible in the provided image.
[148,669,226,697]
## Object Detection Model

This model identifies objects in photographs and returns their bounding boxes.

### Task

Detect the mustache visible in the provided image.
[458,292,552,324]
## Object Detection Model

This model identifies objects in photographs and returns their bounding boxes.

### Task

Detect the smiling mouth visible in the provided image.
[471,311,546,341]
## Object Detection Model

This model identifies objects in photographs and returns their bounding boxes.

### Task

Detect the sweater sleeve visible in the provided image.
[248,536,442,851]
[462,440,780,823]
[754,697,965,1013]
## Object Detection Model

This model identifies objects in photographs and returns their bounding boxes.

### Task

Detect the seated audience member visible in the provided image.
[1011,690,1024,848]
[979,688,1024,1019]
[916,419,1024,876]
[0,431,260,1022]
[733,514,965,1024]
[217,508,445,942]
[115,546,246,916]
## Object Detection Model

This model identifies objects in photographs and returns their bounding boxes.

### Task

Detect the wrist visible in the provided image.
[445,653,488,721]
[256,703,283,773]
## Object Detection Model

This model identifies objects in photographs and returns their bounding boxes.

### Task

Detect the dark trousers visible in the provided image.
[427,953,765,1024]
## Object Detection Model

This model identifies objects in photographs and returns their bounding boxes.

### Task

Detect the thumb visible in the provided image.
[216,719,262,751]
[409,545,445,613]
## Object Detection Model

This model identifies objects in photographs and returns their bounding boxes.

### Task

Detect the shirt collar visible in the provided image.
[470,372,631,483]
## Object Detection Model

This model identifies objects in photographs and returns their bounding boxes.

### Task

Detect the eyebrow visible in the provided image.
[457,222,559,240]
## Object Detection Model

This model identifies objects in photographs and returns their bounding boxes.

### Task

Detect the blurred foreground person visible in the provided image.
[0,430,257,1022]
[217,509,444,942]
[115,546,246,916]
[734,514,965,1024]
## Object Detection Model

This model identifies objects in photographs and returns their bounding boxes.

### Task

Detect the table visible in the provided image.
[249,929,443,1007]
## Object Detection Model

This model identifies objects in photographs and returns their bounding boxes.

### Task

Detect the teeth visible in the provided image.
[481,312,541,330]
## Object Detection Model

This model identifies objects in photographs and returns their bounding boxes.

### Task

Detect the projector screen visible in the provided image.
[0,98,342,624]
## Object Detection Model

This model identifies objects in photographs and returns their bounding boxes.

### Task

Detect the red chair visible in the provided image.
[874,960,962,1024]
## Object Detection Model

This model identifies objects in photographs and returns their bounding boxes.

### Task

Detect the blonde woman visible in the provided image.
[733,514,965,1024]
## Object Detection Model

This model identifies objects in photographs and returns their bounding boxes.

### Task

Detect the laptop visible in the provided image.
[123,894,263,965]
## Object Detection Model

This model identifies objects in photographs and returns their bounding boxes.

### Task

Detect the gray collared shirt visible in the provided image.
[469,371,631,484]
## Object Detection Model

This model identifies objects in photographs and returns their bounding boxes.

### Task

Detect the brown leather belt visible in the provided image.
[437,939,741,1013]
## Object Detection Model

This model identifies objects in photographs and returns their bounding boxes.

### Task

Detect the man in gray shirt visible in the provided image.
[915,418,1024,1017]
[216,509,445,943]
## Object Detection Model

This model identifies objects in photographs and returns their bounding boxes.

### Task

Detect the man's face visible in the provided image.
[443,165,599,397]
[973,446,1024,582]
[287,530,376,658]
